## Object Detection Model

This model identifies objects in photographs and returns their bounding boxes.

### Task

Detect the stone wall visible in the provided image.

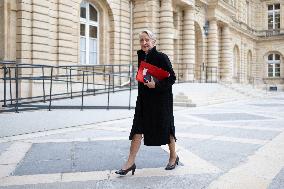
[0,0,17,61]
[1,0,284,97]
[256,39,284,80]
[254,0,284,31]
[16,0,79,65]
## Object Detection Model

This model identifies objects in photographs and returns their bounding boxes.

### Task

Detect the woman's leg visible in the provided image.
[168,135,177,165]
[123,134,143,169]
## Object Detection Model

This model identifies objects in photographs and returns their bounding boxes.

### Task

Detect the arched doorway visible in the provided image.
[233,45,240,82]
[194,22,204,82]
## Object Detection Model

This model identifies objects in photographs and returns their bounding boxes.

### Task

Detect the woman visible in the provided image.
[115,30,178,176]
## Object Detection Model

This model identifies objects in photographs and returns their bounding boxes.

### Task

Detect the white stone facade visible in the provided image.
[0,0,284,90]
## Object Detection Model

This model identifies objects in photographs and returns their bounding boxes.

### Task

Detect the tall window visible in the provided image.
[268,4,280,30]
[267,53,280,77]
[80,1,98,64]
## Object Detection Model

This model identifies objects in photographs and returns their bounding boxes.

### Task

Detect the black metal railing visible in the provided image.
[0,61,137,113]
[257,29,284,37]
[173,63,217,83]
[231,19,284,38]
[174,63,192,83]
[197,65,218,83]
[1,61,205,113]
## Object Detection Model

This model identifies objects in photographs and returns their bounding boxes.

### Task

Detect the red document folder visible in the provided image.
[136,61,170,83]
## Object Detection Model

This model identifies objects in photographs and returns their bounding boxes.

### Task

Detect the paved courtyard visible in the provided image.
[0,84,284,189]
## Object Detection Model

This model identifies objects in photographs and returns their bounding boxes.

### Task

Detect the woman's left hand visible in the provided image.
[144,76,155,88]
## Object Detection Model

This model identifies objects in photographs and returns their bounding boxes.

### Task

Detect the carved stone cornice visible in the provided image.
[208,0,236,16]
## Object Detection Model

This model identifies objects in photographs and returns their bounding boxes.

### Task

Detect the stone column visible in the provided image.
[132,0,146,50]
[1,0,17,61]
[239,42,245,83]
[118,0,131,85]
[57,0,77,66]
[132,0,160,64]
[182,6,195,81]
[31,0,50,65]
[120,0,131,65]
[159,0,174,61]
[207,19,219,82]
[220,25,233,82]
[251,48,258,82]
[243,44,248,84]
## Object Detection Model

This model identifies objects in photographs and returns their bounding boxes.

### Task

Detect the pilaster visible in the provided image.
[132,0,160,64]
[182,6,195,81]
[220,25,233,82]
[207,19,219,81]
[159,0,174,62]
[17,0,32,63]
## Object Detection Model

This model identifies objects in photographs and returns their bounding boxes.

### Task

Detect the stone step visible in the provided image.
[174,92,195,107]
[173,101,196,107]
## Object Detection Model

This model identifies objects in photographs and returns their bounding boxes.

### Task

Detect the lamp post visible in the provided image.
[203,20,209,83]
[203,20,209,36]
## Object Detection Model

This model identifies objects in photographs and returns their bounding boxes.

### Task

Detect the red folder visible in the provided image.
[136,61,170,83]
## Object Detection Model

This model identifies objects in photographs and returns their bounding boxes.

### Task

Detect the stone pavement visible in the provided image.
[0,83,284,189]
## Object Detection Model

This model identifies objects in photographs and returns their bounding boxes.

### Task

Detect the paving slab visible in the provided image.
[268,168,284,189]
[191,113,272,121]
[0,142,12,155]
[250,103,284,107]
[224,128,280,141]
[179,138,262,171]
[13,140,170,176]
[37,129,129,141]
[0,173,219,189]
[1,84,284,189]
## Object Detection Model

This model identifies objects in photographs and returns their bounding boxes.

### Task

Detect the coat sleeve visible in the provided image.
[155,54,176,92]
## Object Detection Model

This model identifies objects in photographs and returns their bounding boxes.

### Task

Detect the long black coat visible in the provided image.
[129,47,176,146]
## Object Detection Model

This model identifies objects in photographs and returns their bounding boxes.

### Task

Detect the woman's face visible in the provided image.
[140,32,155,53]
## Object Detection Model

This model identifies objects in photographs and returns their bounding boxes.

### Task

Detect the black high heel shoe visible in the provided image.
[115,163,136,175]
[165,156,179,170]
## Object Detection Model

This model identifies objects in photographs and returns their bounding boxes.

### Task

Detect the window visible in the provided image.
[268,4,280,30]
[267,53,281,77]
[80,1,98,64]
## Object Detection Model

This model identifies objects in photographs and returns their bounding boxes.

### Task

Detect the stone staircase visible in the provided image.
[173,92,196,107]
[221,83,277,98]
[172,83,277,107]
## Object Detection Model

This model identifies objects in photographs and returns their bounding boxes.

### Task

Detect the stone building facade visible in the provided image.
[0,0,284,91]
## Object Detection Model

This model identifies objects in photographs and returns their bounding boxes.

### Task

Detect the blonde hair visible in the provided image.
[139,30,156,43]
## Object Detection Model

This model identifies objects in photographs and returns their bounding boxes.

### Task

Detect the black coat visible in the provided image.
[129,47,176,146]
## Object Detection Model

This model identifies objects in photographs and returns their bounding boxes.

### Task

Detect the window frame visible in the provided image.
[267,3,280,30]
[80,1,99,65]
[267,53,281,78]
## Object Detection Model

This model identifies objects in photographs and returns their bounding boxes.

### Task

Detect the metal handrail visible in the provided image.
[0,62,136,112]
[1,61,197,113]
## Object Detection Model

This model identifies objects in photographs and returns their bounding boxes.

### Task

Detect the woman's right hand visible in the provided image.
[144,76,155,88]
